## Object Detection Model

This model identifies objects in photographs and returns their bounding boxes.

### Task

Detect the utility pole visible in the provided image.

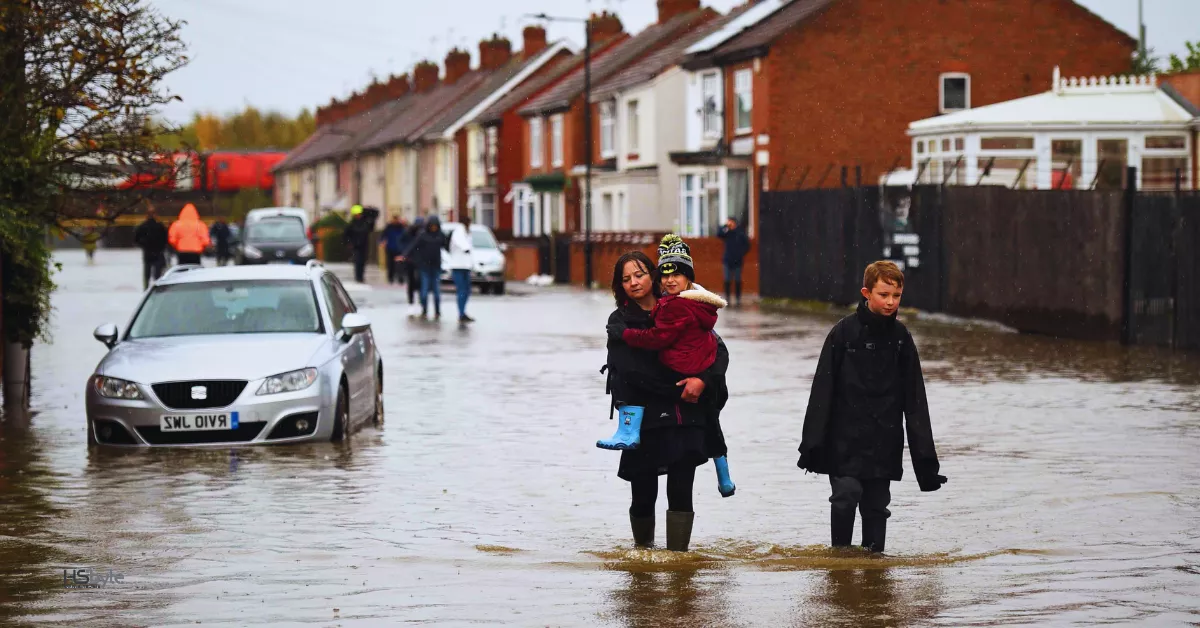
[1138,0,1146,60]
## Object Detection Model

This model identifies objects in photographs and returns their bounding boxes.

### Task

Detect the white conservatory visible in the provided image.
[907,67,1199,191]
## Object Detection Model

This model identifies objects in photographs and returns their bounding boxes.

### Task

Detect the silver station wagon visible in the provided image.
[86,262,383,447]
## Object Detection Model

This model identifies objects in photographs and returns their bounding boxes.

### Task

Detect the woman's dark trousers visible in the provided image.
[829,476,891,552]
[629,463,697,551]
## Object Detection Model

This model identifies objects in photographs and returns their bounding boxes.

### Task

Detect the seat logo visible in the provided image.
[190,386,208,400]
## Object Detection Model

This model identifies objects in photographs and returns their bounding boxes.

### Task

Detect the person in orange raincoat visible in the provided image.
[169,203,211,266]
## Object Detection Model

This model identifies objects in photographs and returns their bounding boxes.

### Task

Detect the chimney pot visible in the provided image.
[479,35,513,71]
[522,25,548,61]
[413,61,440,92]
[444,48,472,84]
[657,0,700,24]
[588,11,625,44]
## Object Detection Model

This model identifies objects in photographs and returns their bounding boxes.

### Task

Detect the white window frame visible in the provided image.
[701,71,722,138]
[939,73,971,114]
[599,101,616,158]
[734,69,753,134]
[529,118,544,168]
[626,99,640,154]
[550,114,564,168]
[485,126,498,175]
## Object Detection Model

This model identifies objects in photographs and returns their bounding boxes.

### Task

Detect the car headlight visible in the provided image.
[297,243,314,257]
[94,376,143,399]
[256,368,318,395]
[243,245,263,259]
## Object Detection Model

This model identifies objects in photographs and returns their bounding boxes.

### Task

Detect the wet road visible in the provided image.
[2,249,1200,626]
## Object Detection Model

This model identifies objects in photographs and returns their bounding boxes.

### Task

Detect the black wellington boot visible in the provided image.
[831,509,856,547]
[665,511,695,552]
[631,515,655,548]
[861,518,887,553]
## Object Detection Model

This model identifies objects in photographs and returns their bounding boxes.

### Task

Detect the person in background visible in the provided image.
[403,216,424,313]
[209,217,233,266]
[717,217,750,307]
[168,203,209,266]
[399,216,447,319]
[381,214,410,285]
[344,205,373,283]
[447,213,475,323]
[134,205,169,289]
[80,227,100,264]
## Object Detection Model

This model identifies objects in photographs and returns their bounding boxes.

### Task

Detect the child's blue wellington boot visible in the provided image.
[714,456,736,497]
[597,405,644,450]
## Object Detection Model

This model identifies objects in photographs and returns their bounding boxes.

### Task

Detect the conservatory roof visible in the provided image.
[909,69,1198,135]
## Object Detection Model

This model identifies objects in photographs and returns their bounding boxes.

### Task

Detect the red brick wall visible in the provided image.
[569,235,760,294]
[494,112,526,235]
[455,129,469,219]
[765,0,1136,188]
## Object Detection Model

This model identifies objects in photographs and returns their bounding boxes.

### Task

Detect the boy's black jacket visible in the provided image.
[798,300,941,484]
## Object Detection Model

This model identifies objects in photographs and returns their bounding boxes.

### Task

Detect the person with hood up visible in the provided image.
[343,205,373,283]
[402,217,425,312]
[381,214,411,285]
[168,204,210,266]
[399,215,447,319]
[134,205,169,289]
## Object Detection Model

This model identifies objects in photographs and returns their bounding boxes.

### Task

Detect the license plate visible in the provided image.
[160,412,239,432]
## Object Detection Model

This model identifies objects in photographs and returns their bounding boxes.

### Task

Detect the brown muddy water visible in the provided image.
[2,250,1199,626]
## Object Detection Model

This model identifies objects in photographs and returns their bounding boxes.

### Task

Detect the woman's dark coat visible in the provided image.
[797,300,941,485]
[401,217,447,271]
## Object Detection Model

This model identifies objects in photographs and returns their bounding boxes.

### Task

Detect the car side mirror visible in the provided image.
[498,242,509,252]
[93,323,119,349]
[340,313,371,339]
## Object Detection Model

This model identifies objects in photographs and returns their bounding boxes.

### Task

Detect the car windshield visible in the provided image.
[246,217,305,242]
[128,280,321,338]
[470,229,497,249]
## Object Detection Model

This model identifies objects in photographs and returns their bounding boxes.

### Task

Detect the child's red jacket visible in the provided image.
[622,284,727,375]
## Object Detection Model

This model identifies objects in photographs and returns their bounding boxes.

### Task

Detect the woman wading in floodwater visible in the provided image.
[603,251,732,551]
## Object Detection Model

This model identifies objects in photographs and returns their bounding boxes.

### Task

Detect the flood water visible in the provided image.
[2,250,1199,626]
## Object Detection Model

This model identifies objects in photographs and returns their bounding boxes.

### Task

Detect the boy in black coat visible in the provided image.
[798,261,946,553]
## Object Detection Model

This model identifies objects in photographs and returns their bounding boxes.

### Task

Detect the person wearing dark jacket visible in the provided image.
[381,215,410,285]
[400,215,447,319]
[606,251,732,552]
[133,207,169,290]
[797,261,946,554]
[209,218,233,266]
[717,217,750,307]
[402,217,424,310]
[343,205,373,283]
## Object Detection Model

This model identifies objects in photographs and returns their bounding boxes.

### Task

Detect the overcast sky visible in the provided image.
[153,0,1199,122]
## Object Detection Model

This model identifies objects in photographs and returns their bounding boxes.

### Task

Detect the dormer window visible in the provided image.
[940,73,970,113]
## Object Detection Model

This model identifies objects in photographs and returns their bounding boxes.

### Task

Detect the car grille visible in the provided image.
[135,422,266,445]
[151,380,247,410]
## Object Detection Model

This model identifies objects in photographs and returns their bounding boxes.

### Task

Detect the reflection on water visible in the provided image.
[794,568,943,628]
[601,564,735,628]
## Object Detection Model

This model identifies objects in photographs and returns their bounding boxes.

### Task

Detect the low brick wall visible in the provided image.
[503,241,542,281]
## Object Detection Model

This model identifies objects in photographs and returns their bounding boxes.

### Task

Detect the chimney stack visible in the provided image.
[413,61,440,92]
[444,48,472,84]
[657,0,700,24]
[588,11,625,44]
[346,90,371,117]
[479,34,513,71]
[522,25,548,61]
[384,73,411,100]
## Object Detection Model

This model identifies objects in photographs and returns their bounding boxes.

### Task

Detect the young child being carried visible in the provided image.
[600,234,736,497]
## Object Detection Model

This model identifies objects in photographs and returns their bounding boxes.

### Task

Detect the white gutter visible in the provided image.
[441,41,572,140]
[907,122,1193,136]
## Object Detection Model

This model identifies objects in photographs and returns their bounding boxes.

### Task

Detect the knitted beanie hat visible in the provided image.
[657,234,695,280]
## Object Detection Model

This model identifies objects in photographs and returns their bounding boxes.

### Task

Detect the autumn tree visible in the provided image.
[0,0,186,354]
[159,106,317,152]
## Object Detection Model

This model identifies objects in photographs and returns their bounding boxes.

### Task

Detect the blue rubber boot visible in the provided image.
[714,456,736,497]
[597,405,643,450]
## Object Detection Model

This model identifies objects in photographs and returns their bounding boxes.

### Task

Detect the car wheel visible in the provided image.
[372,367,384,427]
[331,383,350,442]
[492,282,506,295]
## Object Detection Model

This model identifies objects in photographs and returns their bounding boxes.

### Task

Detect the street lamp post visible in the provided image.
[527,13,593,288]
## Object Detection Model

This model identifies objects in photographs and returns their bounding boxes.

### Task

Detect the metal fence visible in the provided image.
[760,168,1200,349]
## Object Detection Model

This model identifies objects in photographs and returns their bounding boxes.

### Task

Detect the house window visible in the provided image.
[529,118,544,168]
[981,137,1035,150]
[626,100,640,154]
[1146,135,1186,150]
[485,126,498,174]
[476,192,496,228]
[550,114,564,167]
[601,192,613,231]
[472,128,486,175]
[701,72,721,137]
[599,101,616,158]
[978,158,1035,189]
[940,73,970,113]
[1095,139,1128,190]
[1051,139,1084,189]
[1143,157,1189,190]
[617,191,626,231]
[734,69,753,133]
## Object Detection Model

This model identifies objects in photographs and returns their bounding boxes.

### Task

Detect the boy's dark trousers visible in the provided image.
[829,476,892,552]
